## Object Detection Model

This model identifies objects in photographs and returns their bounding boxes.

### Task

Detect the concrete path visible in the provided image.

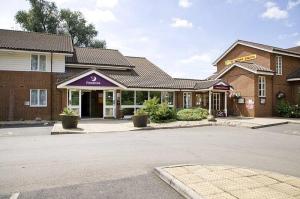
[156,165,300,199]
[51,117,299,134]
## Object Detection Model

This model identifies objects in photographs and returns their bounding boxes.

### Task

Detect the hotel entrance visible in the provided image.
[81,90,103,118]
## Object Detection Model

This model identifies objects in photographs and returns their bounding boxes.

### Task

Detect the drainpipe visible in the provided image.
[50,52,53,120]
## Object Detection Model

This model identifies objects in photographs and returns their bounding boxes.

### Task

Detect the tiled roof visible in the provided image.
[286,46,300,54]
[209,61,274,80]
[58,56,228,90]
[0,29,73,53]
[287,68,300,80]
[213,40,300,66]
[66,47,133,67]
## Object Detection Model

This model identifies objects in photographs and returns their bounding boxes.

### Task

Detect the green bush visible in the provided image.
[134,108,147,116]
[276,100,300,118]
[177,108,209,121]
[61,107,78,116]
[142,98,176,122]
[151,102,176,123]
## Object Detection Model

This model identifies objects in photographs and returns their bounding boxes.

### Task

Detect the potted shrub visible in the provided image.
[60,108,79,129]
[132,109,148,127]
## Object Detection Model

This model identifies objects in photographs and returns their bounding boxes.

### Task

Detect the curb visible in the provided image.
[0,121,55,129]
[154,166,204,199]
[250,121,289,129]
[131,123,213,131]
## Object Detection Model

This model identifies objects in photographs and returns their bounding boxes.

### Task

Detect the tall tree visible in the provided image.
[15,0,106,48]
[59,9,105,47]
[15,0,59,34]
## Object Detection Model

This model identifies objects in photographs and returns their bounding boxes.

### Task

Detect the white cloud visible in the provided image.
[179,0,192,8]
[296,40,300,46]
[261,2,288,20]
[287,0,300,9]
[139,36,150,42]
[180,53,212,64]
[96,0,119,8]
[278,32,299,39]
[170,18,193,28]
[82,9,117,23]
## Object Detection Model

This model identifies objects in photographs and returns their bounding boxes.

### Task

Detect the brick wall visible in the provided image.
[0,71,66,121]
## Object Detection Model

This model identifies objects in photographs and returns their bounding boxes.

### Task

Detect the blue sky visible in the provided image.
[0,0,300,79]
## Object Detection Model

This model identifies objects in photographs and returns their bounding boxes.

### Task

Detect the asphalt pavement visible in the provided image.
[0,124,299,198]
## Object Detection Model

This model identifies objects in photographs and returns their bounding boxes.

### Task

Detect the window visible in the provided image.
[30,89,47,107]
[121,91,134,105]
[31,54,47,71]
[275,56,282,75]
[195,94,202,107]
[258,76,266,97]
[150,91,161,101]
[162,92,174,106]
[136,91,148,105]
[183,92,192,108]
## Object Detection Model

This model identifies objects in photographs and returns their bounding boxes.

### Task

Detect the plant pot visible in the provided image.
[60,114,79,129]
[132,115,148,127]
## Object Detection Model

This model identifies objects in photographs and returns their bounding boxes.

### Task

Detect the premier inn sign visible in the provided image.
[225,54,256,65]
[68,73,117,87]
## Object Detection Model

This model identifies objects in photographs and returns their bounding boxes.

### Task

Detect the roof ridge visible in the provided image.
[74,46,119,51]
[174,77,204,81]
[125,56,146,59]
[0,28,69,38]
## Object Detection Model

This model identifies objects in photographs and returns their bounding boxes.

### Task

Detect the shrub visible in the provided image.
[142,98,176,122]
[276,100,300,118]
[61,107,78,116]
[134,108,147,116]
[177,108,209,121]
[151,102,177,123]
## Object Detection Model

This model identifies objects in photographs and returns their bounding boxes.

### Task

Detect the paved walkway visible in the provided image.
[51,117,299,134]
[156,165,300,199]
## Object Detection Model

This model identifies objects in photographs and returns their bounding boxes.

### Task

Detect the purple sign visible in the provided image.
[68,73,117,87]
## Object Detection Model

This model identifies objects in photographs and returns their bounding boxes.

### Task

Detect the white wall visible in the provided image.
[0,50,66,73]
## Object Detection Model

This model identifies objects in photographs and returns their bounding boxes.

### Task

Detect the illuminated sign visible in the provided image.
[225,54,256,66]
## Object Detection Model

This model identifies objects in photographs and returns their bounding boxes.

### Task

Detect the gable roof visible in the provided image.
[213,40,300,66]
[66,47,133,68]
[0,29,73,54]
[212,61,274,80]
[286,46,300,54]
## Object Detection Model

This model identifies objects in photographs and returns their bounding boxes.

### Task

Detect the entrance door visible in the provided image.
[81,91,103,118]
[81,91,91,117]
[104,90,115,118]
[68,89,81,116]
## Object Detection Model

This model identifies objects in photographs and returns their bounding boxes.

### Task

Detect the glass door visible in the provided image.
[104,90,115,117]
[68,89,81,116]
[212,93,221,111]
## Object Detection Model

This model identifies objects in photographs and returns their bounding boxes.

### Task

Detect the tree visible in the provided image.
[15,0,59,34]
[90,39,107,49]
[15,0,106,48]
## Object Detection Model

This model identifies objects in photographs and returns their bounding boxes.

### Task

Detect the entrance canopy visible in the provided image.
[57,70,126,89]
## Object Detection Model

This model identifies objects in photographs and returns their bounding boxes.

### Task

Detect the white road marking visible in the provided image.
[10,192,20,199]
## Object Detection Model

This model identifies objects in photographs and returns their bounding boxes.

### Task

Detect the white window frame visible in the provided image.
[31,54,47,72]
[275,56,282,75]
[183,92,192,109]
[258,76,266,97]
[30,89,47,107]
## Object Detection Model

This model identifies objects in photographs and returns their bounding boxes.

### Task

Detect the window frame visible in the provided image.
[31,54,47,72]
[30,89,47,107]
[258,76,266,98]
[183,92,192,109]
[275,55,282,75]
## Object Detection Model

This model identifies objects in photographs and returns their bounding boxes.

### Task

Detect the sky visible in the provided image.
[0,0,300,79]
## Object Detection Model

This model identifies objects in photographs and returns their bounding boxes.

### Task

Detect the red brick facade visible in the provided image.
[216,45,300,117]
[0,71,67,121]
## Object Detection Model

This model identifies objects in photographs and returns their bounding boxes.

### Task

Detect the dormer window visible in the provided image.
[31,54,46,71]
[275,56,282,75]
